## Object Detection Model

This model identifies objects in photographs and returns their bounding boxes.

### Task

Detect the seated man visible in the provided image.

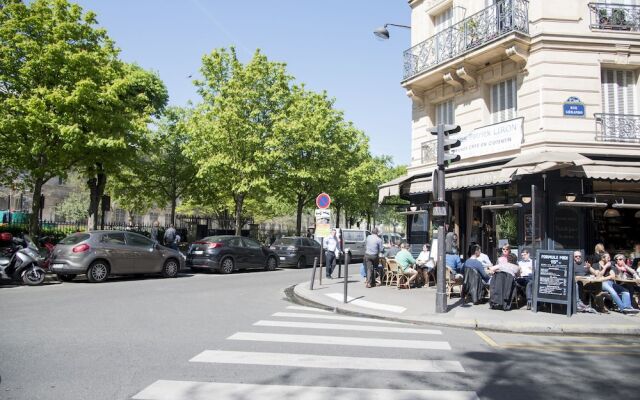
[596,253,638,314]
[463,245,490,283]
[469,244,493,268]
[384,243,400,258]
[415,243,435,287]
[445,231,463,277]
[395,243,419,288]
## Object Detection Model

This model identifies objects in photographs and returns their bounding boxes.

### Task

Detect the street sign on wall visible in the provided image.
[563,96,585,117]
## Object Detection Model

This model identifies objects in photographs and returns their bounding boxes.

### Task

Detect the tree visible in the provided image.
[0,0,167,234]
[272,86,352,235]
[186,47,292,235]
[108,106,197,226]
[55,174,90,222]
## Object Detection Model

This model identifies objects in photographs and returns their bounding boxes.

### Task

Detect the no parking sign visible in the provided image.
[316,193,331,209]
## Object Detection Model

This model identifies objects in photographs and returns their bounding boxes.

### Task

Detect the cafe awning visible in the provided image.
[409,164,514,194]
[563,160,640,181]
[378,174,412,203]
[504,151,591,176]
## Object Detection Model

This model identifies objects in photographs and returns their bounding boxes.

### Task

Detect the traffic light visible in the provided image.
[429,123,461,167]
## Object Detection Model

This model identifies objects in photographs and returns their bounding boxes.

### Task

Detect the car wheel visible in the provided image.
[296,256,306,269]
[57,274,76,282]
[87,260,109,283]
[220,257,234,274]
[265,256,277,271]
[162,259,179,278]
[21,266,45,286]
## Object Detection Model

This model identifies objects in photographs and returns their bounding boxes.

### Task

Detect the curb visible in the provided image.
[292,282,640,336]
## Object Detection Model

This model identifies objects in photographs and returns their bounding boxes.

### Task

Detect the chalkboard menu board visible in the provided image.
[533,250,574,317]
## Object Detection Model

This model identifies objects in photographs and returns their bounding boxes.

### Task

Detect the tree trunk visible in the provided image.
[366,211,371,230]
[334,205,341,228]
[295,194,304,236]
[170,176,177,226]
[28,177,44,236]
[234,193,245,236]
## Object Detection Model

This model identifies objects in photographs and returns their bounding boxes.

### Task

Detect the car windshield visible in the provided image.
[59,233,90,245]
[273,238,296,246]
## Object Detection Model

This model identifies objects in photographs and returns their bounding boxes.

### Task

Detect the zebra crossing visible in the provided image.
[132,304,479,400]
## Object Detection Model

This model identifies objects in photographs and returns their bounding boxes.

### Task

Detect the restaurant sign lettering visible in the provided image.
[450,118,523,160]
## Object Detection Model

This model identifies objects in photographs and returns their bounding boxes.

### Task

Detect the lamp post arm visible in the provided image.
[385,23,411,29]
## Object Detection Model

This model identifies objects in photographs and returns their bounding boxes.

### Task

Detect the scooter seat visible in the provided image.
[0,258,10,267]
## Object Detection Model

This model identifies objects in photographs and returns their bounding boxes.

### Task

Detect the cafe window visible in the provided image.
[491,78,517,123]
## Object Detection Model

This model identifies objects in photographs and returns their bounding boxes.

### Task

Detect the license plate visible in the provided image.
[193,250,203,255]
[51,263,64,269]
[279,257,285,261]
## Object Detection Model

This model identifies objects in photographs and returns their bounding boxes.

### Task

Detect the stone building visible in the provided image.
[379,0,640,259]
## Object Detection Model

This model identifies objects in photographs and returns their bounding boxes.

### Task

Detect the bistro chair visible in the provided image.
[385,258,400,287]
[445,267,464,298]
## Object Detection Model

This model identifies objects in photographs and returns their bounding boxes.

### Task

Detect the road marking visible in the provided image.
[254,320,442,335]
[272,312,405,325]
[132,380,479,400]
[286,305,330,313]
[228,332,451,350]
[190,350,464,372]
[475,331,640,355]
[324,292,407,313]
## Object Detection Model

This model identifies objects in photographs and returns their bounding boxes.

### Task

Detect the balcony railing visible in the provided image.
[403,0,529,81]
[588,3,640,31]
[595,113,640,143]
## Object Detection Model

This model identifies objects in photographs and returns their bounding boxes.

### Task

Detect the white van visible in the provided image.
[339,229,370,262]
[381,232,403,247]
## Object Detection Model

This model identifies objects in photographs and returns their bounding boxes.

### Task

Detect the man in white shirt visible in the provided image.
[517,248,534,309]
[416,243,435,286]
[469,245,492,268]
[322,229,341,278]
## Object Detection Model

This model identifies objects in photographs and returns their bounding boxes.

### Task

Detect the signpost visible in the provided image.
[316,192,331,209]
[533,250,574,317]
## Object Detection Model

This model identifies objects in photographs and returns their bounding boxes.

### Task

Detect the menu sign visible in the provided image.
[533,250,574,317]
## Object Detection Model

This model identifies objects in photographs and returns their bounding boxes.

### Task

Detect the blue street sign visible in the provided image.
[563,97,585,117]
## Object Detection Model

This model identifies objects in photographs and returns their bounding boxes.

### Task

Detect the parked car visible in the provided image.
[49,231,184,283]
[186,235,278,274]
[339,229,371,262]
[270,236,321,268]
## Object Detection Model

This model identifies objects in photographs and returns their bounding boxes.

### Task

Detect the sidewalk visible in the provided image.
[293,273,640,335]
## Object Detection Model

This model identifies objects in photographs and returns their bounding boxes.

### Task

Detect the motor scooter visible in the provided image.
[0,234,46,286]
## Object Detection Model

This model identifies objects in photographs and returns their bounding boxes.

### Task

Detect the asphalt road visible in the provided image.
[0,266,637,400]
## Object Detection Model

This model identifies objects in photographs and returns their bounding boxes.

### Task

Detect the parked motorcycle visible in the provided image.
[0,233,46,286]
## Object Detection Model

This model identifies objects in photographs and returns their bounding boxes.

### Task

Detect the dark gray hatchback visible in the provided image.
[186,235,278,274]
[269,236,321,268]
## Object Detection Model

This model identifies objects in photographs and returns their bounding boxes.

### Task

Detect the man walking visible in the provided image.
[323,228,340,279]
[364,228,383,288]
[164,224,178,251]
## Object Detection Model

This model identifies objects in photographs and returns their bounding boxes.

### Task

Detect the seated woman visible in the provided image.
[593,253,638,314]
[415,243,435,286]
[395,243,419,288]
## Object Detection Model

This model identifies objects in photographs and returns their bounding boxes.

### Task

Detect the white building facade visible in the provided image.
[380,0,640,259]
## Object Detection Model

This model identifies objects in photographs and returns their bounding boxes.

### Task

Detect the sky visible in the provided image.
[71,0,412,166]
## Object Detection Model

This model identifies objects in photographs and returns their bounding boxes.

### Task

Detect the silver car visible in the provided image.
[49,231,184,283]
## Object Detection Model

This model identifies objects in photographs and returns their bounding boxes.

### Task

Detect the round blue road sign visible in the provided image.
[316,193,331,209]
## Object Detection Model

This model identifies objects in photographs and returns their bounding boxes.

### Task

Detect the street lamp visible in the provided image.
[373,23,411,40]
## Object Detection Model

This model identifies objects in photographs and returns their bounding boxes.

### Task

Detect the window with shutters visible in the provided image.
[435,100,454,125]
[491,78,517,123]
[434,7,453,33]
[601,69,636,115]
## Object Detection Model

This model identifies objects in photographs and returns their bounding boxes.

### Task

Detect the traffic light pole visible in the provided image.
[435,125,447,314]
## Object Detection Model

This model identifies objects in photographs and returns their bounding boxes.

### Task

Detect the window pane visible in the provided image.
[242,238,261,249]
[101,233,126,245]
[127,233,153,247]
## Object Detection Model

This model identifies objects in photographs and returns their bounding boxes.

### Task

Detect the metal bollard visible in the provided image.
[309,256,318,290]
[337,255,342,279]
[343,249,351,303]
[319,244,323,286]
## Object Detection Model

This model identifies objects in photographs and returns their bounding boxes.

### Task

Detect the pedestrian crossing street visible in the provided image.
[132,304,479,400]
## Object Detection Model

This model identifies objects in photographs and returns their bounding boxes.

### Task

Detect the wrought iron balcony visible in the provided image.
[588,3,640,31]
[403,0,529,81]
[595,113,640,143]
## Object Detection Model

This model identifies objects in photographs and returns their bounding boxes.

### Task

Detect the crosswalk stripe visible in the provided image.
[228,332,451,350]
[190,350,464,372]
[272,312,405,325]
[286,305,330,313]
[132,380,479,400]
[325,292,407,313]
[254,320,442,335]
